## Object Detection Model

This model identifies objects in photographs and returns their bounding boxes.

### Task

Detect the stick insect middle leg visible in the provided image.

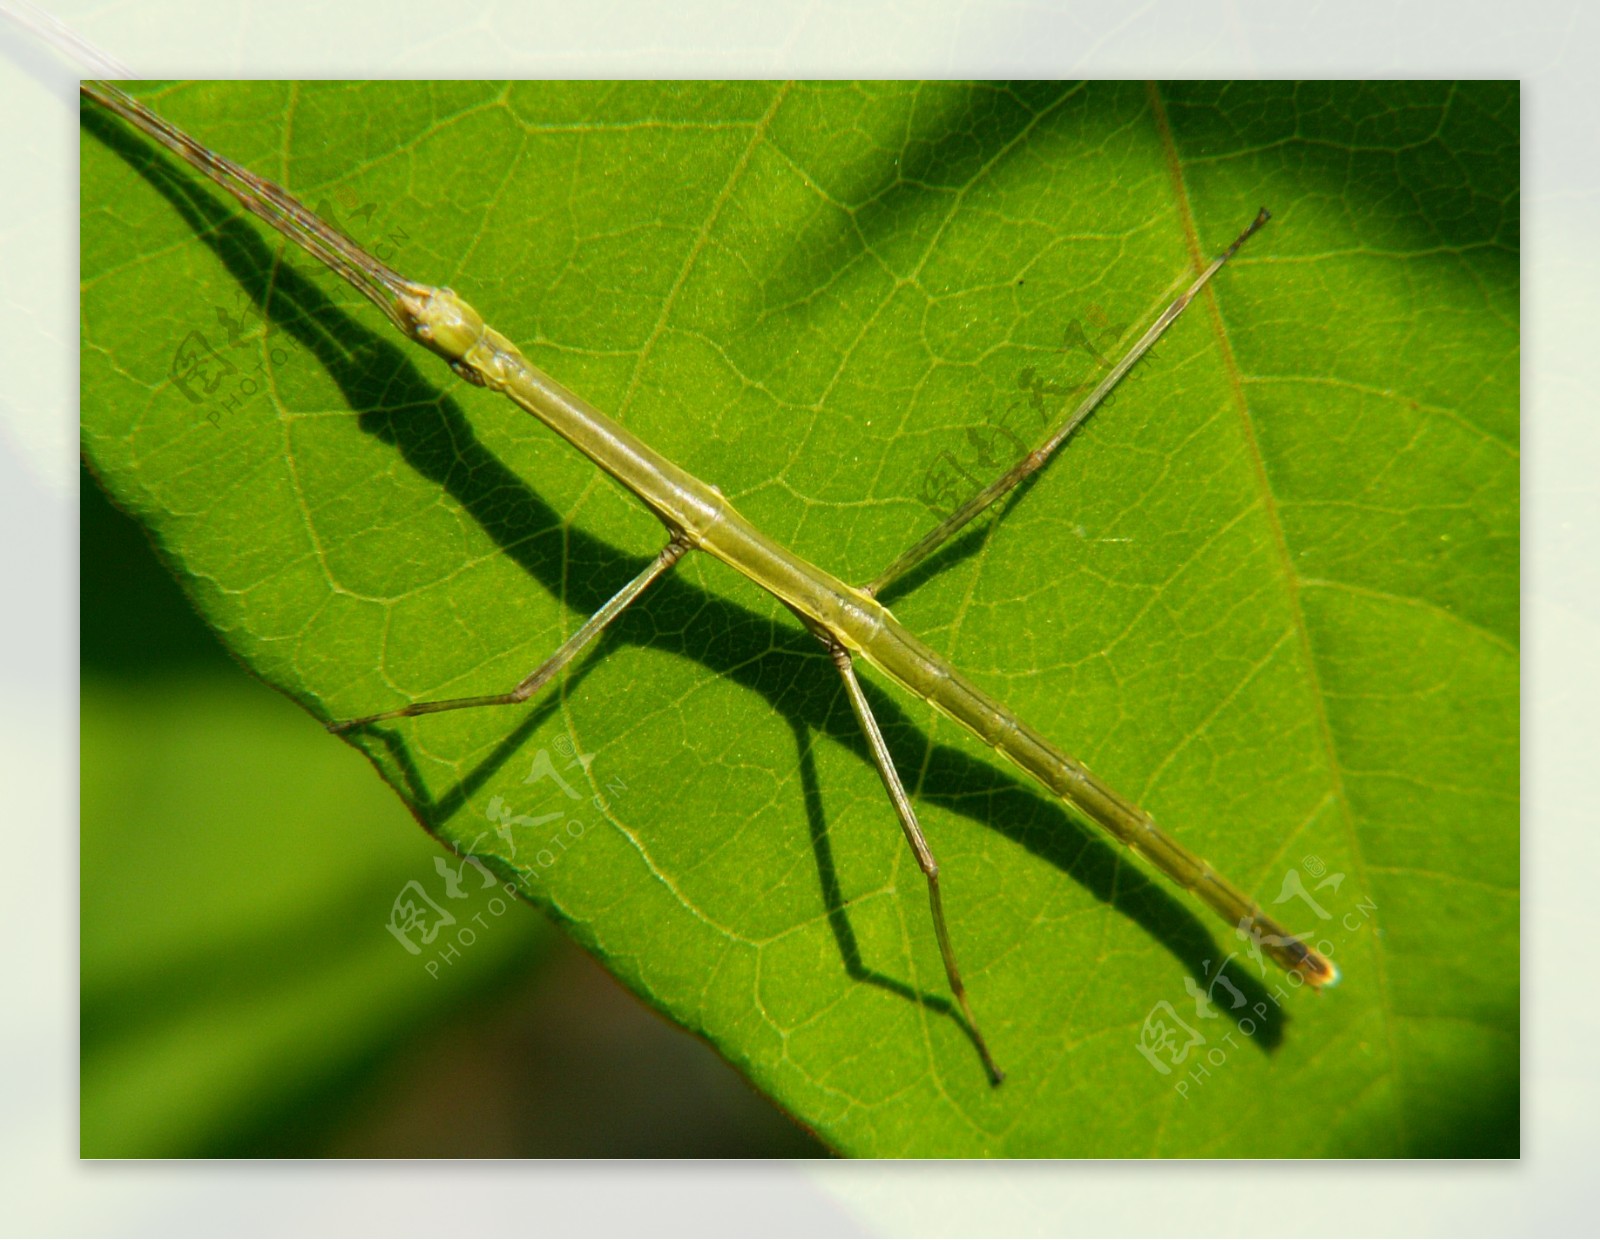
[787,604,1005,1085]
[328,532,692,733]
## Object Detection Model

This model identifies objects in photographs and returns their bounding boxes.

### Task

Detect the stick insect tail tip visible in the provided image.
[1301,951,1340,991]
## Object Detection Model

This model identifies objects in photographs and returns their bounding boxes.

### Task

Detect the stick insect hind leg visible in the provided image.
[863,208,1272,598]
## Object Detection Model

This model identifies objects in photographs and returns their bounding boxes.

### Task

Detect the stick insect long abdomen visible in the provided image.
[83,79,1336,1086]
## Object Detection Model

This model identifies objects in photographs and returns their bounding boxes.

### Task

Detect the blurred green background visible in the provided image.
[80,461,825,1156]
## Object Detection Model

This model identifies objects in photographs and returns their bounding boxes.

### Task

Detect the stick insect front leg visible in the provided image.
[328,532,691,733]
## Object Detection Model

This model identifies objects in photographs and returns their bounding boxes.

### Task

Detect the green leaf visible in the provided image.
[80,81,1518,1156]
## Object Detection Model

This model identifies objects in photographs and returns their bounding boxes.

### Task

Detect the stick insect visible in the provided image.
[82,80,1338,1085]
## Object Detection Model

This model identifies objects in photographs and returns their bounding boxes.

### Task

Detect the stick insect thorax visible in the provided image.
[85,80,1337,1086]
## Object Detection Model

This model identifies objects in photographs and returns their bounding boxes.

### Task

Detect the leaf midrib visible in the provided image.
[1148,78,1408,1150]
